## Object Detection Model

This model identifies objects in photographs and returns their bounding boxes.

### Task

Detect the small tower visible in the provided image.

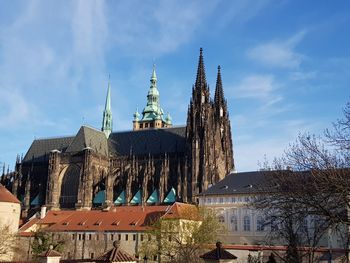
[133,65,172,130]
[133,108,140,131]
[102,77,113,138]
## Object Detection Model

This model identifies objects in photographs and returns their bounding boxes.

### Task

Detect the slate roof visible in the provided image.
[200,242,237,260]
[108,126,186,156]
[200,171,275,196]
[0,184,20,204]
[66,126,108,156]
[95,242,136,262]
[23,136,74,162]
[23,126,186,164]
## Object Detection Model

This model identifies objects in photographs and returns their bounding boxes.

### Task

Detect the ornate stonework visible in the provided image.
[2,49,234,214]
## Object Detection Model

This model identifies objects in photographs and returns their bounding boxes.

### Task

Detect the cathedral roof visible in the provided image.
[23,125,185,164]
[66,125,109,156]
[108,126,186,156]
[23,136,74,162]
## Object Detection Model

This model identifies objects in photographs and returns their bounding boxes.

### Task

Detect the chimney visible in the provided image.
[40,206,47,219]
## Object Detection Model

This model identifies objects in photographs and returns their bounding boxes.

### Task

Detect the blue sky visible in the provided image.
[0,0,349,172]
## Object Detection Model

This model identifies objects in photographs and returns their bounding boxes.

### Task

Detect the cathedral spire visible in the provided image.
[214,65,225,106]
[102,76,113,138]
[214,65,227,118]
[195,48,207,89]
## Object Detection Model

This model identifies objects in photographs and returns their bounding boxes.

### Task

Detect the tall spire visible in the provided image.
[195,47,207,89]
[102,76,113,138]
[214,65,225,106]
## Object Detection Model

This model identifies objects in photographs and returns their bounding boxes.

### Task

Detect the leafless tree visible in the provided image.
[252,101,350,262]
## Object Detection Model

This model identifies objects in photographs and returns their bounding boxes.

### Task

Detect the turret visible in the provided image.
[102,77,113,138]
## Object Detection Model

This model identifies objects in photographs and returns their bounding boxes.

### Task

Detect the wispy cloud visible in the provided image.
[234,74,276,99]
[247,31,307,69]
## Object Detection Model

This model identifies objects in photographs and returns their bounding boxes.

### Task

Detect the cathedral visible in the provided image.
[2,48,234,213]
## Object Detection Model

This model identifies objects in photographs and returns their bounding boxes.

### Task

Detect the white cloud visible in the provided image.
[247,31,306,68]
[289,71,316,81]
[230,74,283,109]
[0,87,33,129]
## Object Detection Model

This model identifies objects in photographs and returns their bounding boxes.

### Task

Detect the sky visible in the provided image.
[0,0,349,172]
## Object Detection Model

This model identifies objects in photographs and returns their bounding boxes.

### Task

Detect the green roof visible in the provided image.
[93,190,106,204]
[164,187,176,203]
[146,189,159,204]
[114,191,126,205]
[130,189,142,204]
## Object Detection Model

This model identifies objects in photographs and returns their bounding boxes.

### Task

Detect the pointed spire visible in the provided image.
[102,76,113,138]
[195,48,207,89]
[105,75,111,112]
[214,65,225,106]
[151,64,157,82]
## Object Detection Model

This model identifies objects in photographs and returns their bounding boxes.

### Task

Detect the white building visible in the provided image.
[198,171,348,262]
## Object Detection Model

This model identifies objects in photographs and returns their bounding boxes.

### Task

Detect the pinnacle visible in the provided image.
[215,65,225,106]
[195,47,207,89]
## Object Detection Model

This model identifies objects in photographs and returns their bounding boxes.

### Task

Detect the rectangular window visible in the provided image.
[110,234,114,241]
[90,253,94,259]
[67,252,71,259]
[145,123,148,128]
[96,234,99,241]
[72,234,75,240]
[88,234,92,240]
[150,123,154,128]
[133,234,136,241]
[140,124,143,128]
[219,197,224,203]
[231,197,236,203]
[140,234,144,241]
[148,234,151,241]
[125,234,128,241]
[118,234,121,241]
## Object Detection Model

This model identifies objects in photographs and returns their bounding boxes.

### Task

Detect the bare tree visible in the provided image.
[253,101,350,262]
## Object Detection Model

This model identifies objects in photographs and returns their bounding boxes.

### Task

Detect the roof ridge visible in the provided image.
[33,135,75,141]
[110,125,186,134]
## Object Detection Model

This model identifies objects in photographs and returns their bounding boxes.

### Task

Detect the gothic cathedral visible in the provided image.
[2,48,234,214]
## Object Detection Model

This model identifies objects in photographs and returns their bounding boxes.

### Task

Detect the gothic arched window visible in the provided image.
[218,215,225,223]
[243,215,251,231]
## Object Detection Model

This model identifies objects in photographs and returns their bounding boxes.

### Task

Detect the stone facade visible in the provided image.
[2,48,234,212]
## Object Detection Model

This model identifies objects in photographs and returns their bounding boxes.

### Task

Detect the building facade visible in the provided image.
[1,48,234,213]
[198,171,348,254]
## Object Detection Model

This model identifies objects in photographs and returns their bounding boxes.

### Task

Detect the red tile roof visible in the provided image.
[0,184,20,204]
[18,203,198,234]
[162,202,201,221]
